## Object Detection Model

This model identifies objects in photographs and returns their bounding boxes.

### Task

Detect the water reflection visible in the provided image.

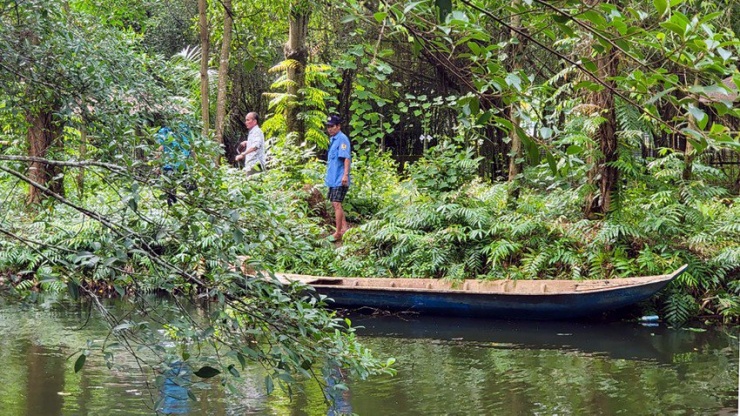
[0,299,737,416]
[349,314,711,363]
[24,342,65,416]
[346,314,739,416]
[325,364,352,416]
[158,361,192,415]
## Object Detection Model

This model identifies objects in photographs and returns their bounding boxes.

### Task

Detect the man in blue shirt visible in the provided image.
[156,125,194,206]
[324,115,351,241]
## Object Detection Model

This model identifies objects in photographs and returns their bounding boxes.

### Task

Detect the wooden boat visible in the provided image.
[274,265,688,320]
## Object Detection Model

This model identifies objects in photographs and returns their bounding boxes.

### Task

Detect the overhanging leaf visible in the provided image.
[74,354,86,373]
[194,366,221,379]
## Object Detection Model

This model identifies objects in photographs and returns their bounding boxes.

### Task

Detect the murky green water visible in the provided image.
[0,297,737,415]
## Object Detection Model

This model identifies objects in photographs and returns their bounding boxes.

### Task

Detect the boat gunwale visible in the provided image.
[274,265,687,297]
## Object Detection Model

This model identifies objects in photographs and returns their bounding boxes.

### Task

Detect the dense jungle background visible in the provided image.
[0,0,739,404]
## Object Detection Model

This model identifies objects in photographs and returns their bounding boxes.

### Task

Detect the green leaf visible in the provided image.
[193,366,221,379]
[654,0,668,15]
[373,12,387,23]
[340,14,357,24]
[546,151,557,175]
[477,111,492,125]
[688,105,707,129]
[580,11,606,27]
[435,0,452,21]
[717,48,732,61]
[682,128,708,153]
[74,354,86,373]
[404,1,425,14]
[582,58,598,73]
[227,364,240,378]
[574,80,603,92]
[113,284,125,297]
[506,73,522,91]
[556,22,577,38]
[67,280,80,300]
[187,390,197,402]
[660,22,685,37]
[517,127,540,165]
[467,42,482,55]
[539,127,553,139]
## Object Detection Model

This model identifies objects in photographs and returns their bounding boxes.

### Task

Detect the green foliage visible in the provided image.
[342,149,402,221]
[0,0,393,403]
[263,61,334,149]
[331,147,740,324]
[664,292,698,327]
[407,138,482,195]
[1,148,395,396]
[2,0,740,399]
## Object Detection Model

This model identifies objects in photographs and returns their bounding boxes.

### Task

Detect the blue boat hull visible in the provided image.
[314,278,675,320]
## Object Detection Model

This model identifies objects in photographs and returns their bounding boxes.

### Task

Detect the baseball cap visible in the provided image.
[325,115,342,126]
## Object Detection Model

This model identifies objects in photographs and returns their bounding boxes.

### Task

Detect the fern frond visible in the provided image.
[663,292,696,326]
[268,59,302,73]
[484,239,522,268]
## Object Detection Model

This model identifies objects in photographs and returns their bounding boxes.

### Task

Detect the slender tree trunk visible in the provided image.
[507,0,523,185]
[338,67,355,137]
[584,47,619,217]
[26,109,64,205]
[285,4,310,146]
[682,76,701,181]
[77,126,87,199]
[199,0,210,139]
[598,49,619,213]
[214,0,233,163]
[682,122,696,181]
[583,0,619,217]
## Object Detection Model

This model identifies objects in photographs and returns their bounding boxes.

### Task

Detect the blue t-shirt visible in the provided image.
[325,131,351,188]
[156,126,191,171]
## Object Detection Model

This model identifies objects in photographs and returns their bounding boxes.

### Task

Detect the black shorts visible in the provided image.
[327,186,349,202]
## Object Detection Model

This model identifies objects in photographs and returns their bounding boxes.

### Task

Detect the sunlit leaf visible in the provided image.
[654,0,668,15]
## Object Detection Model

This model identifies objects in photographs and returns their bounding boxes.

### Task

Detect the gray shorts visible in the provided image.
[327,186,349,202]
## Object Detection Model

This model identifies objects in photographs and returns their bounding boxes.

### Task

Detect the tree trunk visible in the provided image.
[285,5,310,146]
[584,46,619,217]
[338,67,356,137]
[682,76,701,181]
[77,126,87,199]
[199,0,210,139]
[213,0,233,163]
[26,109,64,205]
[598,49,619,213]
[507,0,523,185]
[583,0,619,217]
[682,126,695,181]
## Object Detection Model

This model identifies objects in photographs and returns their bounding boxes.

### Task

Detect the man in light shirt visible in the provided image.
[235,112,266,175]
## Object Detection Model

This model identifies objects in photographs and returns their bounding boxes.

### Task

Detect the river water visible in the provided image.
[0,297,737,415]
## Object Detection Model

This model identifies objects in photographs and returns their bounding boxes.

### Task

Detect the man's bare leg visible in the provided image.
[332,201,346,239]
